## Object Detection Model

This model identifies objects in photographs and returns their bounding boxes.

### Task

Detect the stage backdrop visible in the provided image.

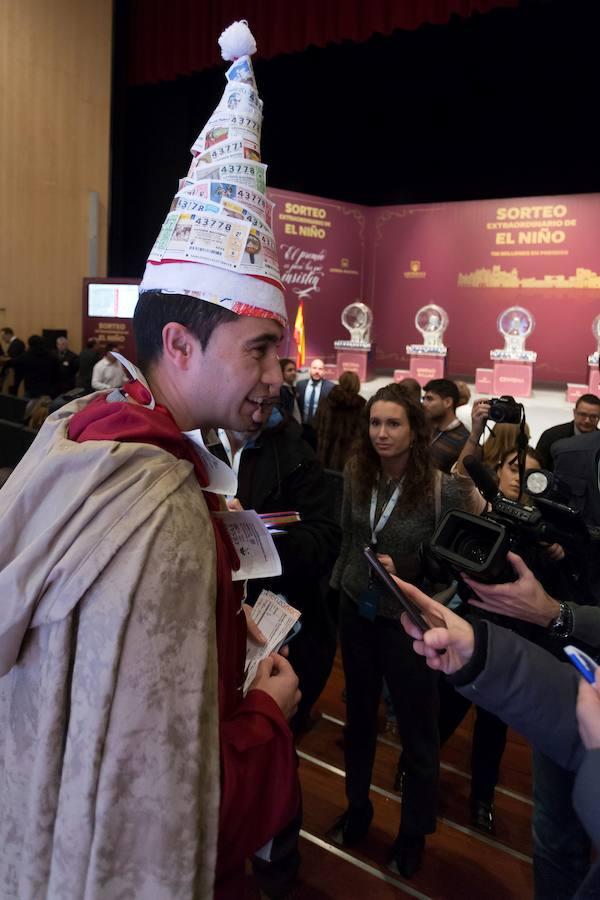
[268,189,367,363]
[269,190,600,385]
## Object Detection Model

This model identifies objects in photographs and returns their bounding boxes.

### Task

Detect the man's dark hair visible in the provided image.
[85,337,98,349]
[133,290,239,371]
[27,334,45,351]
[1,327,14,337]
[279,357,295,373]
[575,393,600,408]
[423,378,459,410]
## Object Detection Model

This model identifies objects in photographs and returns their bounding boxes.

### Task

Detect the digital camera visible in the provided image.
[488,395,522,425]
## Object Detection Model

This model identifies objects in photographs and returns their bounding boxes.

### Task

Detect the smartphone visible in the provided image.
[275,620,302,653]
[363,545,447,638]
[563,644,598,685]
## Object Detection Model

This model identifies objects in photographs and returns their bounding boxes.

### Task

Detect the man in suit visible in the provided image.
[53,336,80,394]
[296,358,334,426]
[0,327,26,394]
[537,393,600,469]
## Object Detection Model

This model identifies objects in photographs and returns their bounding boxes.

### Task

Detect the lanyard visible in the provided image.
[369,476,402,546]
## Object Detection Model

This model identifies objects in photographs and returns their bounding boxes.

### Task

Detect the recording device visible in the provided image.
[363,546,447,642]
[429,455,600,584]
[487,395,523,424]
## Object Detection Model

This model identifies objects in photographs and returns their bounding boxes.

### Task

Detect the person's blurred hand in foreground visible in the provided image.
[394,575,476,675]
[577,675,600,751]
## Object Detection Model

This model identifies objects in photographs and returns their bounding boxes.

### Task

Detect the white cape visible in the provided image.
[0,397,220,899]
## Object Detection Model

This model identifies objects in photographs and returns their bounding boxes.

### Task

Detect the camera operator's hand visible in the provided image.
[377,554,397,576]
[543,542,565,562]
[470,398,491,438]
[456,399,491,476]
[249,654,301,720]
[394,576,475,674]
[576,677,600,750]
[463,551,561,626]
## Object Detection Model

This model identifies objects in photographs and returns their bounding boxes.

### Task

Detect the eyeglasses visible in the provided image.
[575,411,600,422]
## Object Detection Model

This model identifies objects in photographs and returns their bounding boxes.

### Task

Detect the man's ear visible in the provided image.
[161,323,198,370]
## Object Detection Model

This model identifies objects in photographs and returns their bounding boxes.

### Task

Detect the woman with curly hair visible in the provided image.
[328,383,479,878]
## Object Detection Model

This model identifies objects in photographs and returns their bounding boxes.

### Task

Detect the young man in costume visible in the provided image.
[0,21,299,900]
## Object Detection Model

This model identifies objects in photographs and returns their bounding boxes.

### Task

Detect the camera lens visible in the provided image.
[451,532,495,565]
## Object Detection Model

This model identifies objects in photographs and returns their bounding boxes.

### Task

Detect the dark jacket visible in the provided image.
[211,417,341,720]
[212,418,340,601]
[278,383,299,420]
[314,385,366,472]
[53,349,80,394]
[536,420,576,470]
[13,349,61,398]
[2,338,26,392]
[6,338,25,359]
[552,430,600,528]
[552,429,600,604]
[76,347,102,392]
[296,377,334,423]
[451,622,600,899]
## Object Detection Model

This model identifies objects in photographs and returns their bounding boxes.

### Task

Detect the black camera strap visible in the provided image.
[516,402,528,502]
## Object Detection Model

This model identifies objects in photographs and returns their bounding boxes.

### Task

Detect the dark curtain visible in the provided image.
[127,0,518,85]
[110,0,600,279]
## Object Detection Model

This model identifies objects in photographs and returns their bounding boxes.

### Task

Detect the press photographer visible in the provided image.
[438,398,585,599]
[430,396,600,899]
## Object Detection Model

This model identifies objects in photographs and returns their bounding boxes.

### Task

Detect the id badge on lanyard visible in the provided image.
[360,479,402,621]
[369,478,401,548]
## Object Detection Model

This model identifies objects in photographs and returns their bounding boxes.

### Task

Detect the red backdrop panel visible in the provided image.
[366,194,600,384]
[96,192,600,385]
[269,189,367,365]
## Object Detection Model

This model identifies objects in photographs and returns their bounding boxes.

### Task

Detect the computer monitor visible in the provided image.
[87,282,139,319]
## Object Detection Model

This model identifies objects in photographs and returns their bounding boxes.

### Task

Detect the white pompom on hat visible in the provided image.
[218,20,257,61]
[139,21,287,327]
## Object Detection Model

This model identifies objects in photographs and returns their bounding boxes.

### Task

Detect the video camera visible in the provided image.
[428,394,600,584]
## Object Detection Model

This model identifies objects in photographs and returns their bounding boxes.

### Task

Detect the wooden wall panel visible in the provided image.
[0,0,112,349]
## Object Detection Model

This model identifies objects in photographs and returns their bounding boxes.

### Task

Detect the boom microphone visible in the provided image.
[463,455,501,505]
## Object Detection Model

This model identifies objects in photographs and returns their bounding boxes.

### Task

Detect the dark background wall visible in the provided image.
[109,0,600,367]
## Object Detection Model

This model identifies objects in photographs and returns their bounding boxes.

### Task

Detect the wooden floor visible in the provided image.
[248,654,534,899]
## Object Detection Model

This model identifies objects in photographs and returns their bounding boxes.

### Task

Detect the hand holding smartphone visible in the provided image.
[363,546,447,651]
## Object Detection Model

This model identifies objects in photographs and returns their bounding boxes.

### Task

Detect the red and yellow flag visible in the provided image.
[293,300,306,368]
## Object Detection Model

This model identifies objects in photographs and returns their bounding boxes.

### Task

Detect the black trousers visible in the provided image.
[438,676,507,806]
[340,594,439,837]
[287,599,337,734]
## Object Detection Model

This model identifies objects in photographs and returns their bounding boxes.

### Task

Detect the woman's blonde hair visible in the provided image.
[482,422,531,468]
